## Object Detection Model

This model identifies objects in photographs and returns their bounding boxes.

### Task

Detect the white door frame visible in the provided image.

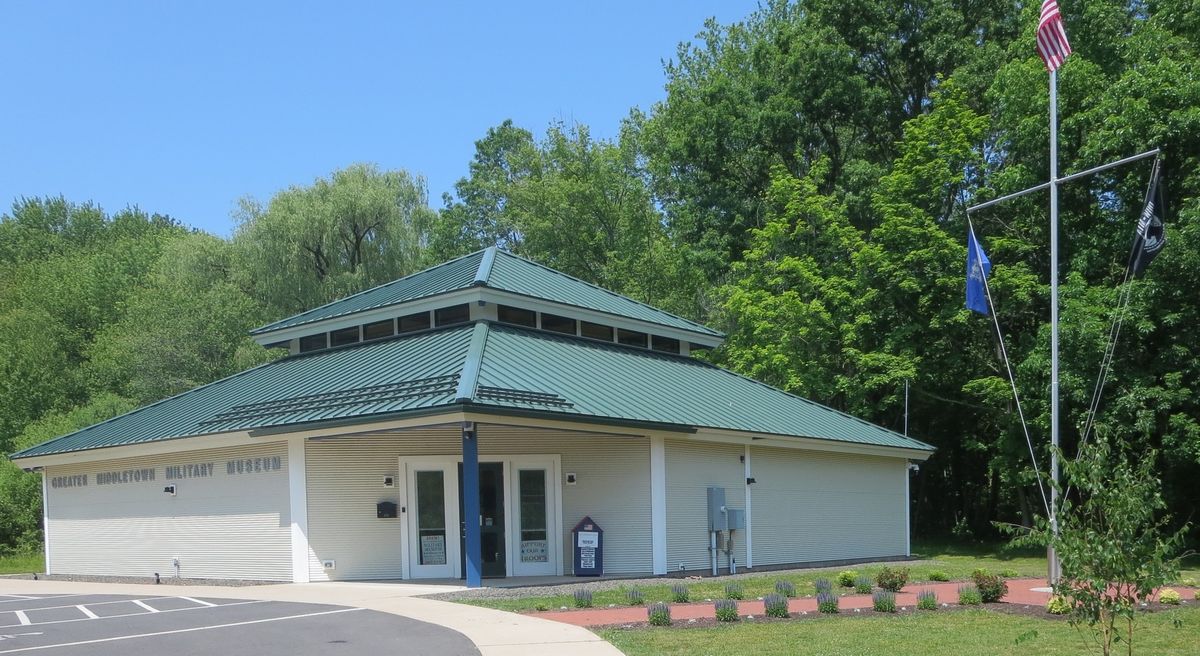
[399,454,563,579]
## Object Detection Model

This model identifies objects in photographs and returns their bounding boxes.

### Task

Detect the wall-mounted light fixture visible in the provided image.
[163,485,177,496]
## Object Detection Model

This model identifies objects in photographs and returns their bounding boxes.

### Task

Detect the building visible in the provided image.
[11,248,933,585]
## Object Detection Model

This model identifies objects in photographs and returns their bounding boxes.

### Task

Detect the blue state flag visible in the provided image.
[966,228,991,315]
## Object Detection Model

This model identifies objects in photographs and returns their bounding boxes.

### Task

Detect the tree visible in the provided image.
[234,163,439,317]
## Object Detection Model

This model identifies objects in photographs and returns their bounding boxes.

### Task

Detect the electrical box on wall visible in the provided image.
[322,560,336,569]
[376,501,398,518]
[707,486,727,531]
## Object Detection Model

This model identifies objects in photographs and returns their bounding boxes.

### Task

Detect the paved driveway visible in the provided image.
[0,593,478,655]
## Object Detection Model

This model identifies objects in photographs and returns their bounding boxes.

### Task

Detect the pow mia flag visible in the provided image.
[1132,163,1166,277]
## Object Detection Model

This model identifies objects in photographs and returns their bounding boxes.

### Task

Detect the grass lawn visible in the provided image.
[0,552,44,575]
[599,606,1200,656]
[458,542,1200,613]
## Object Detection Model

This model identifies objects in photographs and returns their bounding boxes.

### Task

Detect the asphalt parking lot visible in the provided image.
[0,592,479,655]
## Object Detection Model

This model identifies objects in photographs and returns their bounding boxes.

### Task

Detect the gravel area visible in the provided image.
[0,572,275,586]
[423,558,930,602]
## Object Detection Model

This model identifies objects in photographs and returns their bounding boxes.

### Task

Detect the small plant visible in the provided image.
[1046,595,1071,615]
[647,602,671,626]
[1000,568,1019,578]
[872,590,897,613]
[813,578,833,594]
[837,570,858,587]
[1159,588,1181,605]
[854,574,873,594]
[671,583,690,603]
[725,582,744,600]
[927,570,950,582]
[625,587,644,605]
[763,593,789,618]
[816,591,839,613]
[917,589,938,611]
[573,589,593,608]
[714,598,739,622]
[534,602,549,611]
[876,566,909,592]
[774,580,796,597]
[957,584,982,606]
[1180,576,1197,587]
[971,569,1009,603]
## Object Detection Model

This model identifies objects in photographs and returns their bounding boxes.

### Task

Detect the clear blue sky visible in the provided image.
[1,1,759,236]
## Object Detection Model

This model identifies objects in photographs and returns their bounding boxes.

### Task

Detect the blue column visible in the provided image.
[462,422,482,588]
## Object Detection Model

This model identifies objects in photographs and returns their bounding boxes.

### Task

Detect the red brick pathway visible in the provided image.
[534,578,1056,627]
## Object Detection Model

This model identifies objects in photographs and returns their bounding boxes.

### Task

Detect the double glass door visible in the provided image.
[402,457,558,579]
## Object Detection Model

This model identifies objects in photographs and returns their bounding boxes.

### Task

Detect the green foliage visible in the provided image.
[928,570,950,582]
[534,602,549,612]
[625,587,644,605]
[774,580,795,597]
[854,575,873,594]
[970,569,1009,603]
[1046,595,1071,616]
[816,591,839,614]
[957,585,982,606]
[917,590,938,611]
[647,602,671,626]
[813,578,833,594]
[724,582,744,600]
[837,570,858,587]
[763,593,789,618]
[872,590,897,613]
[573,589,593,608]
[1158,589,1181,605]
[714,598,739,622]
[1000,569,1019,578]
[670,583,689,603]
[876,567,909,592]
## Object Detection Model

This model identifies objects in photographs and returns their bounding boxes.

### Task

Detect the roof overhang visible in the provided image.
[689,427,935,461]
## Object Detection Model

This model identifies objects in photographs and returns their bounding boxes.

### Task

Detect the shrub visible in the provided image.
[647,602,671,626]
[671,583,689,603]
[625,587,644,605]
[837,570,858,587]
[872,590,897,613]
[813,578,833,594]
[1000,569,1019,578]
[775,580,796,598]
[1159,588,1181,605]
[927,570,950,582]
[714,598,739,622]
[573,589,593,608]
[1180,576,1197,587]
[817,591,839,614]
[763,593,789,618]
[917,589,938,611]
[725,582,744,600]
[1046,595,1071,615]
[971,569,1009,603]
[876,567,909,592]
[957,584,982,606]
[534,602,549,611]
[854,575,873,594]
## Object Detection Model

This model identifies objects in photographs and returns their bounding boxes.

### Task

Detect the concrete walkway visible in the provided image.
[534,577,1057,626]
[0,578,620,655]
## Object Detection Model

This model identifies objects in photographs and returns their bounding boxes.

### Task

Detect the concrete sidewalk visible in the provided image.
[0,578,620,655]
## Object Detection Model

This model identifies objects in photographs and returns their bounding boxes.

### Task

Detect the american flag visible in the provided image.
[1036,0,1072,71]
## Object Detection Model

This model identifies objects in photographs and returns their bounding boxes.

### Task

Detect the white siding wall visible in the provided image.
[749,446,907,566]
[43,442,291,581]
[664,440,748,573]
[304,423,651,580]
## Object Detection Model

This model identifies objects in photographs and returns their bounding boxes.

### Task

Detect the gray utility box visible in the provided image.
[707,486,745,531]
[726,508,746,530]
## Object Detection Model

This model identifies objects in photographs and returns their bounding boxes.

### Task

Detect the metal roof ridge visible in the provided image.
[473,246,497,285]
[8,357,282,461]
[455,321,491,402]
[249,248,489,335]
[487,249,724,337]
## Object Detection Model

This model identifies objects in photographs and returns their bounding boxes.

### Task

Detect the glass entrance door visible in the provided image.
[513,465,556,576]
[404,461,459,578]
[458,462,506,578]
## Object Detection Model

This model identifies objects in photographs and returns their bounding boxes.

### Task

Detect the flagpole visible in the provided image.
[1048,68,1062,585]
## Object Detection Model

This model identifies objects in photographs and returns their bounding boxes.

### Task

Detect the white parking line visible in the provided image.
[0,600,265,629]
[0,597,34,602]
[177,596,216,607]
[9,614,27,628]
[0,597,78,606]
[130,600,158,613]
[75,606,98,620]
[0,607,364,653]
[0,597,174,614]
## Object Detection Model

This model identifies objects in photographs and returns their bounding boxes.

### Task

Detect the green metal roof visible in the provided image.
[12,321,931,461]
[250,248,722,339]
